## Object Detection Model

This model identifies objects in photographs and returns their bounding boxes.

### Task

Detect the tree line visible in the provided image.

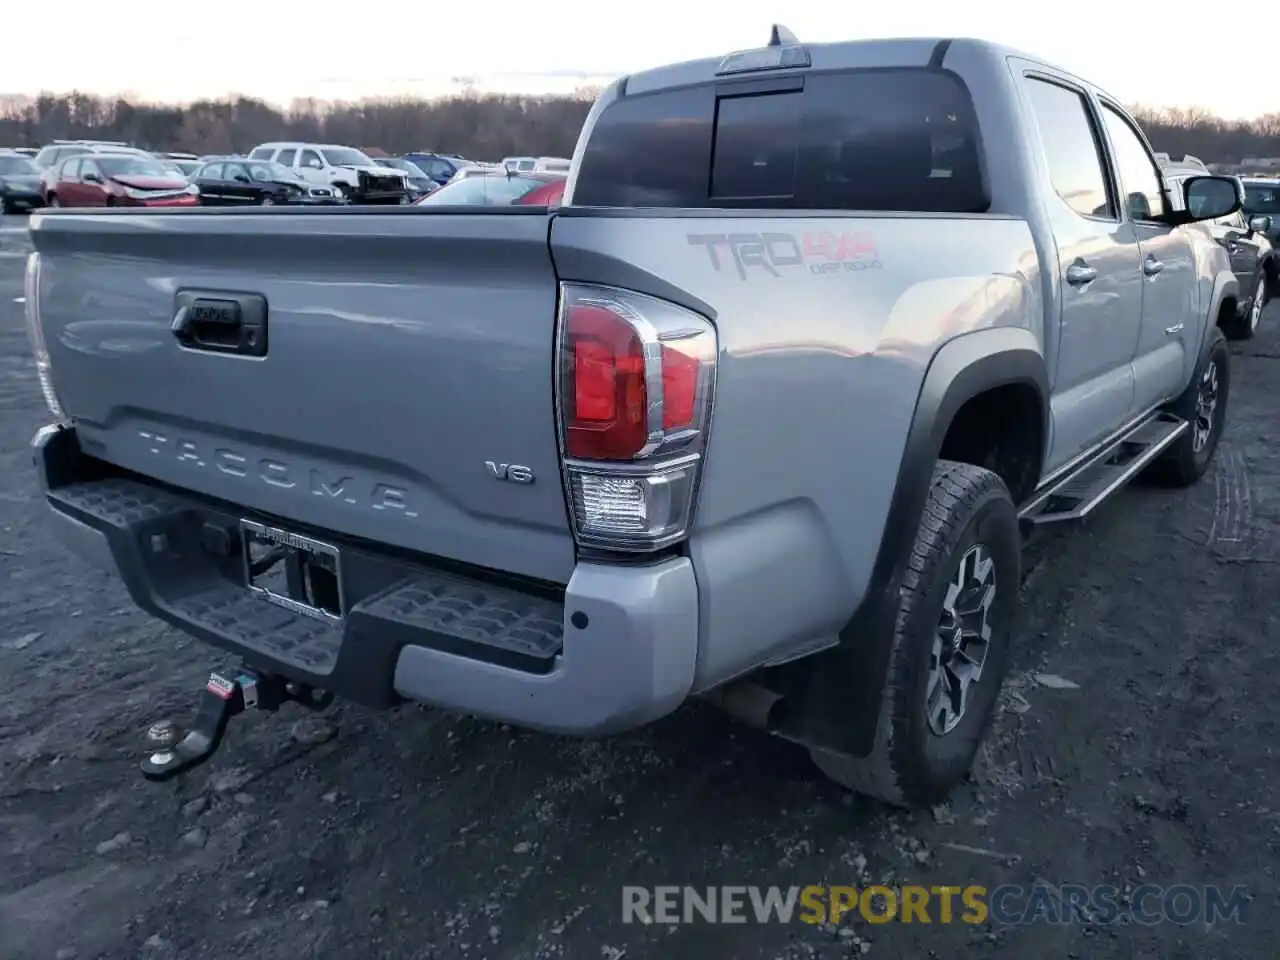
[0,91,1278,165]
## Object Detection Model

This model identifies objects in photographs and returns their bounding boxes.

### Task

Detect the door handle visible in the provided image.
[172,291,269,357]
[1065,262,1097,286]
[1164,323,1184,336]
[1143,256,1165,277]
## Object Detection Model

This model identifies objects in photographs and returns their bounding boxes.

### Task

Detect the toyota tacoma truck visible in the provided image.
[25,29,1243,807]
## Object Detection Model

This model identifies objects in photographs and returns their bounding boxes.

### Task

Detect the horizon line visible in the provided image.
[0,86,1271,124]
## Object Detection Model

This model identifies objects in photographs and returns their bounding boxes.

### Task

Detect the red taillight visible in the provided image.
[565,303,647,459]
[661,347,698,430]
[561,293,714,461]
[556,283,718,550]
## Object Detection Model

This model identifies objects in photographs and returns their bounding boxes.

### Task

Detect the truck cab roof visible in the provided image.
[617,34,1116,102]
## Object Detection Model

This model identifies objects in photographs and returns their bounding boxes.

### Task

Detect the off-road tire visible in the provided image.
[1148,326,1230,487]
[1221,273,1265,341]
[809,460,1021,808]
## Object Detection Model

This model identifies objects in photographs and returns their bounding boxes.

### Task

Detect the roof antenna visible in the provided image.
[769,24,798,46]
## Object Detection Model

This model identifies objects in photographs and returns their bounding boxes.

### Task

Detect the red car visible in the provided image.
[415,171,566,207]
[47,154,199,208]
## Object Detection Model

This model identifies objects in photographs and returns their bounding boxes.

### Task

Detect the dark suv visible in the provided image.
[1167,171,1277,339]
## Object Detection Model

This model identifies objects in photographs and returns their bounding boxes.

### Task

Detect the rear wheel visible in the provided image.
[809,460,1020,807]
[1148,327,1230,487]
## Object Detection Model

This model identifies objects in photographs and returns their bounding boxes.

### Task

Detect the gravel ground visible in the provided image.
[1,215,1277,960]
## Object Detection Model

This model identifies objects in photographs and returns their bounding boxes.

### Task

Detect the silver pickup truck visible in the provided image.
[26,29,1244,807]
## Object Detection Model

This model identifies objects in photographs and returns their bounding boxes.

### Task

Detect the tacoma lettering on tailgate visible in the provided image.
[137,430,420,518]
[687,231,882,279]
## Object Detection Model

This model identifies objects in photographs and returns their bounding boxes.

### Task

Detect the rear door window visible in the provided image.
[1021,77,1113,220]
[574,68,987,213]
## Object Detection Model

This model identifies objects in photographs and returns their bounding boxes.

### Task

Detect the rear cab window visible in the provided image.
[573,68,988,212]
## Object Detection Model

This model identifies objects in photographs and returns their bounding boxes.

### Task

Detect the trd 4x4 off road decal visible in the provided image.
[687,230,883,279]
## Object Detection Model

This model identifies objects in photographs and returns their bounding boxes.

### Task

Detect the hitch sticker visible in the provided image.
[206,673,237,700]
[687,230,883,280]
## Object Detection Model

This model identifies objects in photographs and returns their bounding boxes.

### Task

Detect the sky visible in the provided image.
[1,1,1272,120]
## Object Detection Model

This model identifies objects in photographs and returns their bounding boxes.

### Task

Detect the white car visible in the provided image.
[246,142,409,203]
[501,156,571,175]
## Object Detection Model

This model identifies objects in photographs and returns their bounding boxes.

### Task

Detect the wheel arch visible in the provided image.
[1209,269,1240,339]
[770,327,1048,758]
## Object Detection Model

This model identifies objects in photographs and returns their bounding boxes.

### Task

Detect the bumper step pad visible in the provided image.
[46,476,565,703]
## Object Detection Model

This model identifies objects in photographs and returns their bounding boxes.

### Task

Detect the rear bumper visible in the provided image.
[33,422,699,735]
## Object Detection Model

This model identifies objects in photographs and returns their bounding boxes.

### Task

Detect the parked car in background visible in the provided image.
[403,151,465,186]
[154,158,193,178]
[46,154,198,208]
[501,156,572,174]
[415,171,565,206]
[166,158,202,177]
[443,162,504,184]
[32,140,150,172]
[373,157,436,199]
[192,159,344,206]
[0,153,44,213]
[246,142,409,203]
[1241,177,1280,246]
[1164,160,1277,339]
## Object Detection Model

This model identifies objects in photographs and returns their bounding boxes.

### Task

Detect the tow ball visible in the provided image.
[141,668,334,782]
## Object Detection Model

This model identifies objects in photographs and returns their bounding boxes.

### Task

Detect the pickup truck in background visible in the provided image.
[26,28,1244,807]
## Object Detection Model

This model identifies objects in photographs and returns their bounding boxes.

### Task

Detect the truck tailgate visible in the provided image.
[30,209,575,584]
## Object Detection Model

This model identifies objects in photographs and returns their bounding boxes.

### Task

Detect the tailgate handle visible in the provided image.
[172,291,268,358]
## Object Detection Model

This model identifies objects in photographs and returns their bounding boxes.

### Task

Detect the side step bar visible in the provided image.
[1019,411,1188,525]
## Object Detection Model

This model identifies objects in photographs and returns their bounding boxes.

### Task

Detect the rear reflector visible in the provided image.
[555,284,717,551]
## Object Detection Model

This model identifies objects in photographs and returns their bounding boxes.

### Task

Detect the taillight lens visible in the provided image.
[556,283,717,552]
[24,252,65,420]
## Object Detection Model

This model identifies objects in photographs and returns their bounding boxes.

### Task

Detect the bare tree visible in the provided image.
[2,90,1278,167]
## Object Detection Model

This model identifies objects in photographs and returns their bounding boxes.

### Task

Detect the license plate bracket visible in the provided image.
[239,519,344,623]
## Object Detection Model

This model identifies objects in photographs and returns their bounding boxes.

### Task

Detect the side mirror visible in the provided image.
[1182,175,1241,222]
[234,174,250,183]
[1249,215,1272,234]
[83,172,102,184]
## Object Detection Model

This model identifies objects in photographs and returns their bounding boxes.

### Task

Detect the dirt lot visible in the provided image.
[1,217,1277,960]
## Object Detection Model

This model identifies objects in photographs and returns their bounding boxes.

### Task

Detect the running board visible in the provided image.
[1019,412,1188,525]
